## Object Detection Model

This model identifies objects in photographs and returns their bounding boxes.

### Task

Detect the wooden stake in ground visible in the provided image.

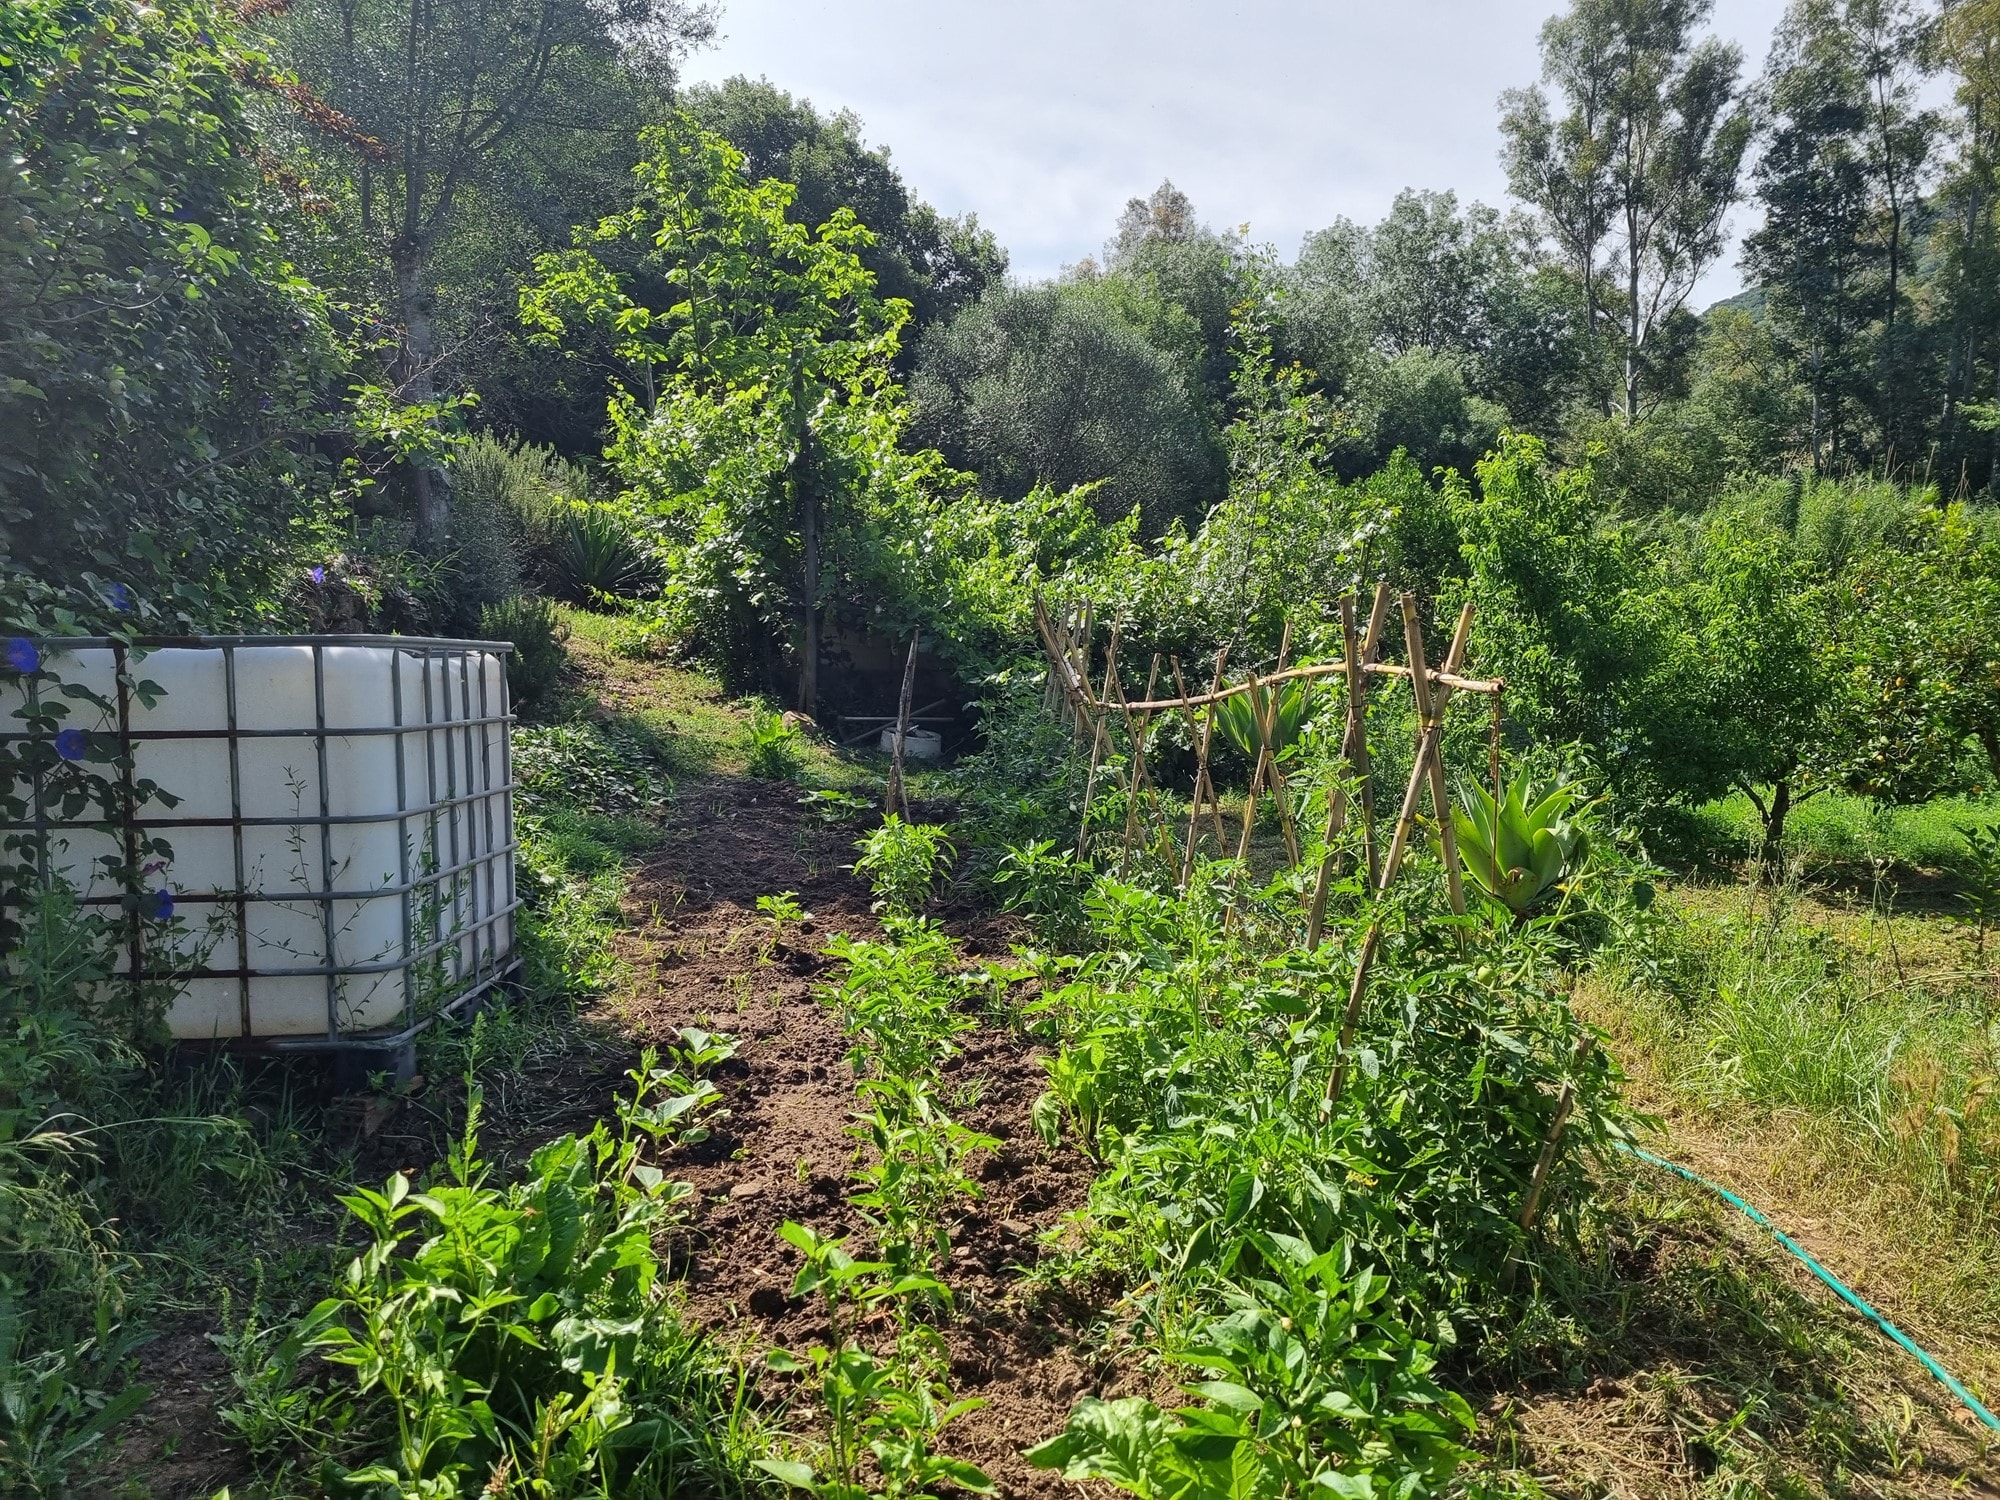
[1116,654,1163,876]
[1305,596,1363,948]
[1075,625,1119,858]
[885,632,920,819]
[1325,599,1482,1106]
[1356,583,1392,882]
[1518,1036,1597,1234]
[1174,649,1229,889]
[1404,595,1470,923]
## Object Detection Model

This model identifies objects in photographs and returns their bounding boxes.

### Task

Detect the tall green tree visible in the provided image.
[1743,0,1882,474]
[1501,0,1753,422]
[683,76,1007,338]
[522,115,915,711]
[908,277,1223,535]
[265,0,712,537]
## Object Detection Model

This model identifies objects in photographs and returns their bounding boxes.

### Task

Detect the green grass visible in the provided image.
[1653,787,2000,886]
[1591,879,2000,1358]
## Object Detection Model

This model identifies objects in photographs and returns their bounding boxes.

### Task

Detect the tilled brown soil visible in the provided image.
[608,773,1124,1495]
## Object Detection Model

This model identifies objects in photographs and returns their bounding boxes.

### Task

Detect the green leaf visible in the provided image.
[752,1458,818,1488]
[1187,1380,1263,1413]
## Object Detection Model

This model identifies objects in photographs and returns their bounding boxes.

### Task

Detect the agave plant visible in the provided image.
[544,501,659,603]
[1452,770,1592,921]
[1213,677,1314,761]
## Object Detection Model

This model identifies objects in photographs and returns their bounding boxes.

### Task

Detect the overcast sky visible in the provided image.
[681,0,1796,306]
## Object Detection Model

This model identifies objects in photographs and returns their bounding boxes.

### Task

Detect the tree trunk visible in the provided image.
[392,243,449,544]
[791,364,819,717]
[1809,345,1823,478]
[1990,351,2000,496]
[1760,776,1793,872]
[1625,216,1642,424]
[1979,723,2000,783]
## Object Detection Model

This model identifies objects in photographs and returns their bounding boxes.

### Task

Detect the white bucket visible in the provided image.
[879,726,943,760]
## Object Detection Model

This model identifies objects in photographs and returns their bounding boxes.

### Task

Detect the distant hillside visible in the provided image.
[1704,284,1768,320]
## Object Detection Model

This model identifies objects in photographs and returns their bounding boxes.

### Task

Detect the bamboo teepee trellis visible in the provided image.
[1034,582,1506,1100]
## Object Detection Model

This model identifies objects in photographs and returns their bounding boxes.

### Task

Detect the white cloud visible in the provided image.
[682,0,1793,301]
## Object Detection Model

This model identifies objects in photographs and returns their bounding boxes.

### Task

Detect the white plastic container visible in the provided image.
[878,726,943,761]
[0,637,517,1044]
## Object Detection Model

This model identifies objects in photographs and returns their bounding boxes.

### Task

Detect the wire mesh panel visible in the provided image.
[0,636,519,1048]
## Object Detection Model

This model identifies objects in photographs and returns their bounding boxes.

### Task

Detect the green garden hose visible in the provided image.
[1610,1139,2000,1435]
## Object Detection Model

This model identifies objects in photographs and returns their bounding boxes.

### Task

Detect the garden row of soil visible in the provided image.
[609,770,1115,1497]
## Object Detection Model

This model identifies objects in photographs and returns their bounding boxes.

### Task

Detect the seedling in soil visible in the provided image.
[848,1078,997,1288]
[756,891,809,959]
[762,1223,995,1500]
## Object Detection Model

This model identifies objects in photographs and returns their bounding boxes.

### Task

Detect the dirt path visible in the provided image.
[610,773,1111,1496]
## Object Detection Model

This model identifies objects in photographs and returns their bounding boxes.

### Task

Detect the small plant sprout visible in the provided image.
[756,890,809,958]
[760,1223,995,1500]
[1961,821,2000,955]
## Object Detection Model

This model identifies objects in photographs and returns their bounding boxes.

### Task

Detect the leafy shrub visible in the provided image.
[1961,820,2000,953]
[0,0,340,636]
[424,470,524,634]
[992,839,1095,948]
[299,1071,740,1495]
[481,595,570,716]
[514,722,674,819]
[762,1222,996,1500]
[853,818,956,919]
[746,708,803,781]
[1027,1239,1472,1500]
[822,924,976,1078]
[947,674,1088,860]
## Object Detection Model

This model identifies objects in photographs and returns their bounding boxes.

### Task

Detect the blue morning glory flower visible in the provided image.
[53,728,87,761]
[308,566,327,585]
[107,583,134,612]
[141,889,176,921]
[5,638,38,674]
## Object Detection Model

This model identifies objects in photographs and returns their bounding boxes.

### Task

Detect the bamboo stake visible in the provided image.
[1518,1036,1597,1233]
[1074,626,1118,858]
[1263,624,1302,868]
[885,633,920,819]
[1404,596,1468,923]
[1323,920,1385,1104]
[1232,662,1268,865]
[1104,658,1501,713]
[1356,584,1393,883]
[1305,596,1362,948]
[1116,654,1163,876]
[1324,599,1474,1106]
[1071,602,1094,743]
[1176,648,1230,888]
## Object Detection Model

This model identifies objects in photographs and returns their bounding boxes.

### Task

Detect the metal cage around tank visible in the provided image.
[0,635,521,1053]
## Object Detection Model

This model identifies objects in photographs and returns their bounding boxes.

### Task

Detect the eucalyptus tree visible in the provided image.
[1500,0,1753,421]
[1744,0,1882,474]
[264,0,714,538]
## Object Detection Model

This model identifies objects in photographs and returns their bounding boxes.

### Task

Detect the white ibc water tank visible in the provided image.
[0,637,518,1045]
